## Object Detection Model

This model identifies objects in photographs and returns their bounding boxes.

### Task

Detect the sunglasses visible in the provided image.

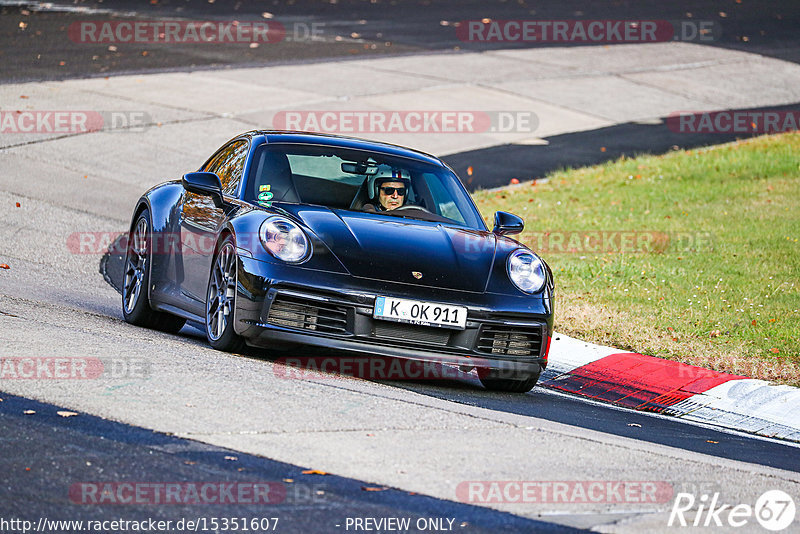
[380,186,406,196]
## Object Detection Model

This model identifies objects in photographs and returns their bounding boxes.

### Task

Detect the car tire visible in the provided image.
[206,235,246,353]
[479,370,540,393]
[122,209,187,334]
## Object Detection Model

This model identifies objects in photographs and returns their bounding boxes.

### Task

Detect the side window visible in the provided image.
[205,140,249,196]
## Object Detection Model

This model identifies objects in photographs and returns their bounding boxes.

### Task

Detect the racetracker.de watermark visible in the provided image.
[525,230,714,254]
[456,19,720,43]
[69,482,287,505]
[272,110,538,134]
[452,231,714,255]
[273,357,535,381]
[68,20,326,44]
[70,20,283,44]
[0,111,151,134]
[69,231,290,256]
[0,357,150,379]
[68,231,248,256]
[457,481,674,504]
[667,110,800,134]
[68,230,714,256]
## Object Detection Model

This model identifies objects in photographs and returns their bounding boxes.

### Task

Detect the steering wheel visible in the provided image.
[393,205,432,214]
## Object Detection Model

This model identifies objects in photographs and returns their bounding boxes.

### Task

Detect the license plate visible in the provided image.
[373,296,467,330]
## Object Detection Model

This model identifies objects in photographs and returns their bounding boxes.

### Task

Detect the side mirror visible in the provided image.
[492,211,524,236]
[182,172,224,208]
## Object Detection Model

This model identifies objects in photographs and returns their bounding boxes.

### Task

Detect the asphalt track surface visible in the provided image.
[87,246,800,474]
[443,102,800,190]
[0,394,576,533]
[47,249,800,475]
[4,0,800,187]
[2,1,800,532]
[2,0,799,84]
[2,386,798,532]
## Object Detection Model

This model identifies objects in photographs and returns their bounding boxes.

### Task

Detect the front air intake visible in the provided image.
[476,325,544,357]
[267,294,348,334]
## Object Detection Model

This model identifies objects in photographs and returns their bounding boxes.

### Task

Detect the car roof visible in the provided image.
[252,130,444,166]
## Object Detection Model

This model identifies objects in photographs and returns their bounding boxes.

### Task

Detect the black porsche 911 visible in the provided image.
[122,131,553,392]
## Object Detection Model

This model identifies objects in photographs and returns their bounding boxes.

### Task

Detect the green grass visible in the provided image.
[472,132,800,384]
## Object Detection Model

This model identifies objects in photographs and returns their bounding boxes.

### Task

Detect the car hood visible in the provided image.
[279,205,498,292]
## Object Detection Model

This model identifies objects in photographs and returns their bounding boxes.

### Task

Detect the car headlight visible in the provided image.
[259,216,311,263]
[507,249,546,293]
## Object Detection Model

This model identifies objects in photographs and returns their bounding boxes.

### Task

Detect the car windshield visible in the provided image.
[244,143,486,230]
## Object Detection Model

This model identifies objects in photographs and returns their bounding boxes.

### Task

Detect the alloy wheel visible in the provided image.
[207,242,237,341]
[123,217,148,314]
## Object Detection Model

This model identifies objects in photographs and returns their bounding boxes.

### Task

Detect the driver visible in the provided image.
[363,167,411,212]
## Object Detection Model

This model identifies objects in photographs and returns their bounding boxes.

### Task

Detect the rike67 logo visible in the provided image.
[669,490,796,531]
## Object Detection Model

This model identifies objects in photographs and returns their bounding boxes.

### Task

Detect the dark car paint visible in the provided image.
[276,204,497,292]
[127,131,553,372]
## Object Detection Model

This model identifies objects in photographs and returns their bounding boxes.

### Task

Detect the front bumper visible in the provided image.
[234,256,553,374]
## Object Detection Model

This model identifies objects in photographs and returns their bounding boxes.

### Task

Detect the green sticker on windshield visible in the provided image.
[258,200,273,208]
[258,191,274,201]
